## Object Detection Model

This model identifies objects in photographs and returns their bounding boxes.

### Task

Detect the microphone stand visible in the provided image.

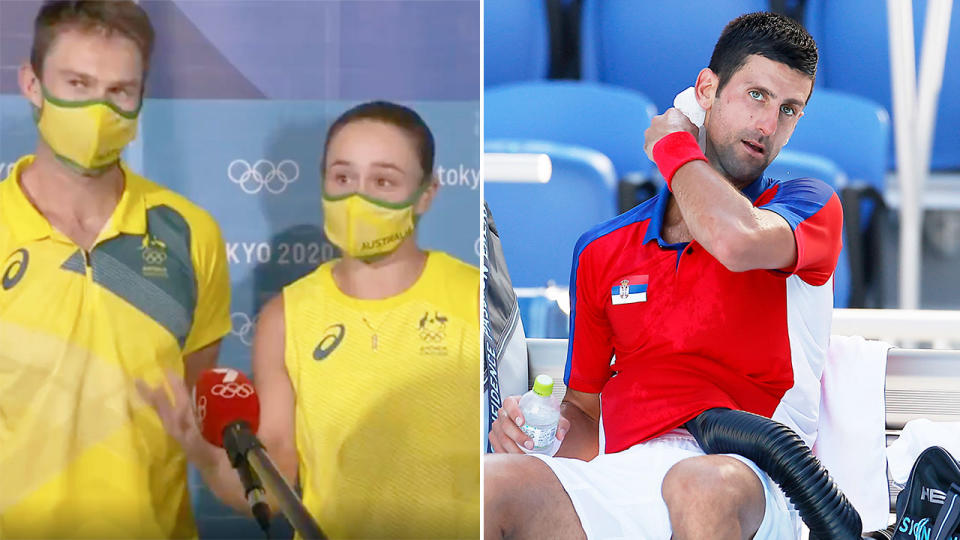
[234,456,270,535]
[223,423,327,540]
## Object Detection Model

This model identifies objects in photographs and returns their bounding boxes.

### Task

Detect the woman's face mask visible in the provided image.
[322,182,428,261]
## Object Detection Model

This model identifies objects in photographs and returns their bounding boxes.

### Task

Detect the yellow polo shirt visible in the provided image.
[0,155,231,538]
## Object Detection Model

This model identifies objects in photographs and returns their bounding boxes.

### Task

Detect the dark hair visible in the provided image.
[709,12,818,98]
[31,1,155,77]
[322,101,436,183]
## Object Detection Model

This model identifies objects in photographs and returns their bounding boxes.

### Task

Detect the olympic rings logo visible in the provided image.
[228,159,300,195]
[231,312,258,346]
[211,382,254,399]
[420,330,444,343]
[418,311,447,343]
[142,247,167,265]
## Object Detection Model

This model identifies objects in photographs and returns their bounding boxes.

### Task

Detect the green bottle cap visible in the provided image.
[532,374,554,397]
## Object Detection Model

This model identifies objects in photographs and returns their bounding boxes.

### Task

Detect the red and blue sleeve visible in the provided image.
[758,177,844,286]
[564,234,614,393]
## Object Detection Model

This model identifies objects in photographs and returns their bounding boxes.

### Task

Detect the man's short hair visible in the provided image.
[709,12,818,99]
[31,1,155,77]
[322,101,436,184]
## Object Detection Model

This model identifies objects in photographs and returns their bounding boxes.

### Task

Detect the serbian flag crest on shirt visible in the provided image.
[611,274,648,305]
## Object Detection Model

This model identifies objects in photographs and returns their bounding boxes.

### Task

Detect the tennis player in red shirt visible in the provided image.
[486,12,841,540]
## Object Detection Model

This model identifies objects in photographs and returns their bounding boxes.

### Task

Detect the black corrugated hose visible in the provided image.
[685,408,864,540]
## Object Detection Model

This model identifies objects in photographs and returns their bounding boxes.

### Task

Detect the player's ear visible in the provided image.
[695,68,718,111]
[19,61,43,109]
[414,176,439,215]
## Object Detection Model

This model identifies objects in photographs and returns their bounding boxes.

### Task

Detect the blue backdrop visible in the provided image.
[0,1,480,537]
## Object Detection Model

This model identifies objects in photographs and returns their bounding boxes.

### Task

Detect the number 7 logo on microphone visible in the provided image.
[212,368,240,383]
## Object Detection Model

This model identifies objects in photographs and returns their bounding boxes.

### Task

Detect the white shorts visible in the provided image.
[529,429,801,540]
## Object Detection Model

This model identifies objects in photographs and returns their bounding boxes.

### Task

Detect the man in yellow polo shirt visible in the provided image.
[0,2,230,537]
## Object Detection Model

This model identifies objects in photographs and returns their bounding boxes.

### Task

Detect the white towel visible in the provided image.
[673,86,708,150]
[887,419,960,486]
[813,335,892,531]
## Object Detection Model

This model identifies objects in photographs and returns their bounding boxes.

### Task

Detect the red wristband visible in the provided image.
[652,131,707,191]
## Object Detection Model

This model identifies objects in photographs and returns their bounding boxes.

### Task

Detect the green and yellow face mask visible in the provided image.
[322,183,429,261]
[34,86,141,175]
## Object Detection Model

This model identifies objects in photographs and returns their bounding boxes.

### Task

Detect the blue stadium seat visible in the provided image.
[516,292,570,339]
[781,89,890,308]
[484,0,550,87]
[767,149,852,308]
[485,81,657,180]
[786,88,890,226]
[805,0,960,169]
[488,140,617,337]
[580,0,768,113]
[484,140,618,289]
[769,149,847,189]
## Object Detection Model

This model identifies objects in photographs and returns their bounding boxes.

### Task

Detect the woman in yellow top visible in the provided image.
[141,101,481,538]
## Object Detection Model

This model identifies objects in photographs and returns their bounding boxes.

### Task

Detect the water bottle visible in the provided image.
[518,374,561,454]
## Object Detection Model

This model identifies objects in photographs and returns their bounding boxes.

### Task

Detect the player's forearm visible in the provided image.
[555,401,600,461]
[199,437,302,517]
[671,160,762,268]
[195,444,252,514]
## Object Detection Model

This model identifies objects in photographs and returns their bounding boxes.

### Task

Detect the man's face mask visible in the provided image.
[322,182,429,261]
[34,85,140,175]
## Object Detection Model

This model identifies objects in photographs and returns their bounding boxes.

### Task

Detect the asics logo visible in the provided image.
[228,159,300,195]
[2,249,29,290]
[211,382,254,399]
[314,324,345,361]
[230,312,258,346]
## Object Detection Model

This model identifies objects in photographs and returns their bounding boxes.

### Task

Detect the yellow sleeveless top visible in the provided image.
[283,251,481,539]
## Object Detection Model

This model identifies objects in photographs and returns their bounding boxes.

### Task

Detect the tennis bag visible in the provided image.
[893,446,960,540]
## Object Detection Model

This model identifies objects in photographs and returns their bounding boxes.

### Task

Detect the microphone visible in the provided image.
[194,368,271,535]
[194,368,326,540]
